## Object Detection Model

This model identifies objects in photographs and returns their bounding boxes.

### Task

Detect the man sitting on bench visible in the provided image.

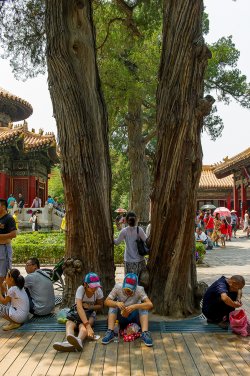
[25,257,55,316]
[202,275,245,329]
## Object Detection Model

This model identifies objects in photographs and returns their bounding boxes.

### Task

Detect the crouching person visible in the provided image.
[202,275,245,329]
[53,272,103,352]
[102,273,154,347]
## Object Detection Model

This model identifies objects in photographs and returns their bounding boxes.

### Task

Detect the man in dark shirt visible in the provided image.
[17,193,25,209]
[202,275,245,328]
[0,199,17,289]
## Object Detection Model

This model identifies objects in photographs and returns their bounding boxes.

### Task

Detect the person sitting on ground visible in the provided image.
[53,272,103,352]
[102,273,154,347]
[195,227,213,250]
[195,227,207,243]
[0,268,29,330]
[202,275,245,329]
[25,258,55,316]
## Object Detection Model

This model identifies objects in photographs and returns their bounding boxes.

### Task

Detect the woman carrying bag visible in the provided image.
[114,211,148,276]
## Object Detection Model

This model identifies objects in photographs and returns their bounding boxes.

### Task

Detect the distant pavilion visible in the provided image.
[197,165,233,210]
[0,87,58,206]
[214,149,250,218]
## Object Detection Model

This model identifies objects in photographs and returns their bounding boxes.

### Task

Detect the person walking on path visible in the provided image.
[243,210,249,231]
[114,211,147,277]
[231,211,238,238]
[212,213,221,247]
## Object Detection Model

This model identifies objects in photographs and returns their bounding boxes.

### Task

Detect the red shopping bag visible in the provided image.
[229,309,249,337]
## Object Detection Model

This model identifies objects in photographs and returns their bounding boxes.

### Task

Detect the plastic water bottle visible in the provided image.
[113,320,120,343]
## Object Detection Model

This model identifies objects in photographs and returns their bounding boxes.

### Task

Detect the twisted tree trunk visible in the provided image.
[148,0,214,317]
[126,100,150,222]
[45,0,115,304]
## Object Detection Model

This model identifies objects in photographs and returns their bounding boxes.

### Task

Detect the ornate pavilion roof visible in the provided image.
[0,87,33,123]
[0,123,58,162]
[199,165,233,189]
[214,148,250,178]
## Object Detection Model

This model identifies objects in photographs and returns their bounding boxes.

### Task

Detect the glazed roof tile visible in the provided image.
[0,87,33,121]
[0,124,56,151]
[214,148,250,178]
[199,165,233,188]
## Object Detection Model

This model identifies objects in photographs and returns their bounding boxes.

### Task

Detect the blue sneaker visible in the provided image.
[141,331,153,347]
[102,329,115,345]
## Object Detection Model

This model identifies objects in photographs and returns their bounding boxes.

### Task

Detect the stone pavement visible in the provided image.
[197,230,250,293]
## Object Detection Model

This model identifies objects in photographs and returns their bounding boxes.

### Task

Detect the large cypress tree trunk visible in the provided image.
[45,0,115,304]
[148,0,214,317]
[126,100,150,222]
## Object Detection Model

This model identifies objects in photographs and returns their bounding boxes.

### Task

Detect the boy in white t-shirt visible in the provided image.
[53,272,104,352]
[102,273,154,347]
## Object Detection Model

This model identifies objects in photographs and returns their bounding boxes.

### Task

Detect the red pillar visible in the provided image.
[29,176,36,206]
[241,183,247,219]
[0,173,7,198]
[226,194,231,210]
[233,184,239,213]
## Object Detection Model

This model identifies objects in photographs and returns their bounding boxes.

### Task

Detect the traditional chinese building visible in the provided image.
[0,87,58,206]
[214,149,250,218]
[197,165,234,210]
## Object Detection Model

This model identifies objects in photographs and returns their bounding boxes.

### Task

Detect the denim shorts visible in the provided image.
[109,307,148,329]
[0,244,12,277]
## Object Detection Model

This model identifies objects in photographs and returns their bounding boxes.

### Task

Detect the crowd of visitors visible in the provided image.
[195,208,246,248]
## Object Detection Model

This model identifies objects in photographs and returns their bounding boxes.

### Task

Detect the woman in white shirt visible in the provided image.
[0,268,29,331]
[114,211,147,276]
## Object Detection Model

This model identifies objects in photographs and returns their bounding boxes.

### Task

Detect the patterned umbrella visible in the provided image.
[200,204,216,210]
[114,208,127,213]
[214,207,231,217]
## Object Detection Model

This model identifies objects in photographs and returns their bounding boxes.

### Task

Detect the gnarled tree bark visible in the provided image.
[126,100,150,222]
[45,0,115,304]
[148,0,214,317]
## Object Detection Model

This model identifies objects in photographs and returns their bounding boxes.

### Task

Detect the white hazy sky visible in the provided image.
[0,0,249,165]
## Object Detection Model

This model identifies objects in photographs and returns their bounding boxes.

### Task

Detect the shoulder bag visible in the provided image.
[136,226,149,256]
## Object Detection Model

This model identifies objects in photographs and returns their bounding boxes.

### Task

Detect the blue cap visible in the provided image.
[122,273,138,291]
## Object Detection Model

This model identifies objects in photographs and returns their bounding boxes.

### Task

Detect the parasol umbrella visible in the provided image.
[231,210,237,213]
[115,208,127,213]
[214,207,231,217]
[200,204,216,210]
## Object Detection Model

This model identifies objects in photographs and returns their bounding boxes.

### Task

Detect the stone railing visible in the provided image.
[17,204,63,231]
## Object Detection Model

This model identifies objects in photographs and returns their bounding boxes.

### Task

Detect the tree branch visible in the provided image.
[97,17,125,50]
[114,0,142,37]
[143,129,157,144]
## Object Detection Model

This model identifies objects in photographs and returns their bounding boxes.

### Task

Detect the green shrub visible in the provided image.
[12,232,65,263]
[12,230,125,264]
[195,242,206,263]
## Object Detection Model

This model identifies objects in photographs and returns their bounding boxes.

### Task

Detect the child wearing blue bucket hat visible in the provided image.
[53,272,104,352]
[102,273,154,347]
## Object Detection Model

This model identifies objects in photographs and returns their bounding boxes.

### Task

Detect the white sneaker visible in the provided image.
[67,334,83,351]
[53,341,76,352]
